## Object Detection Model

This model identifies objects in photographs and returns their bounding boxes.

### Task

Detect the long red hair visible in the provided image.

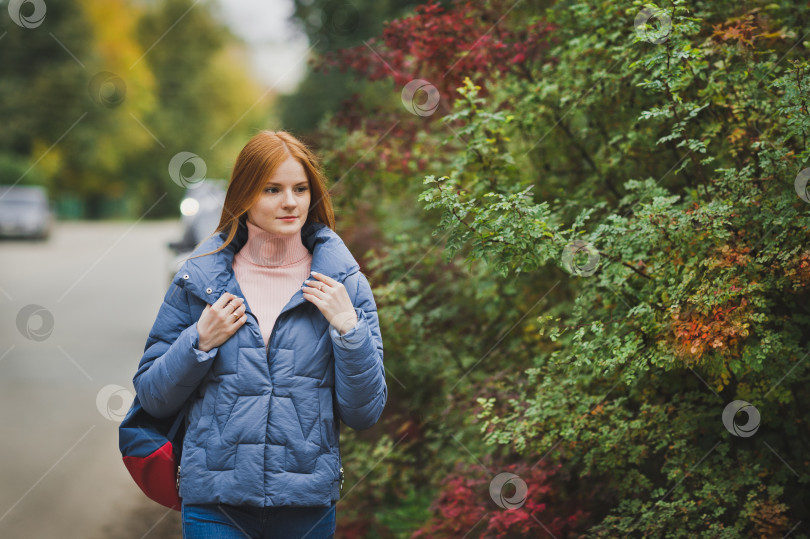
[189,130,335,260]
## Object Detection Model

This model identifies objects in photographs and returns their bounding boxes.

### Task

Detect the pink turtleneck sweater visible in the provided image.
[232,219,313,348]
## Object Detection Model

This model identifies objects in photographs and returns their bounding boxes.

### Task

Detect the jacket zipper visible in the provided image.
[247,295,344,496]
[251,311,281,368]
[260,302,346,496]
[261,312,284,502]
[245,311,274,366]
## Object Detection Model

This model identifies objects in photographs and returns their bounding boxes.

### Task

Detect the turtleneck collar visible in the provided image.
[237,218,311,267]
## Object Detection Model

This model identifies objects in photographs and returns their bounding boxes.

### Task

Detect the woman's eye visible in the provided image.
[263,187,308,193]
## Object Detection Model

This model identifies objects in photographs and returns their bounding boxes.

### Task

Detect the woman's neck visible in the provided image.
[238,218,310,267]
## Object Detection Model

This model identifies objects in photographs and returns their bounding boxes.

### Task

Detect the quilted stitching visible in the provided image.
[133,220,387,507]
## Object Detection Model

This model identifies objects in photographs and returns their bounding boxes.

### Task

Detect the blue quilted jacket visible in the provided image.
[132,219,387,507]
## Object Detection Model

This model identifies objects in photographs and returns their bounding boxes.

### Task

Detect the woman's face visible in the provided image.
[246,156,311,236]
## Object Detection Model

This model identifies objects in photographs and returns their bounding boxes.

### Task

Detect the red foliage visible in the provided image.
[709,8,791,50]
[310,0,559,180]
[746,496,791,536]
[410,459,592,538]
[713,243,752,269]
[711,17,758,48]
[312,0,555,131]
[670,297,751,363]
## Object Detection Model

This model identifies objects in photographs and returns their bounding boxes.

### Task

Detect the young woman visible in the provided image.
[133,130,387,538]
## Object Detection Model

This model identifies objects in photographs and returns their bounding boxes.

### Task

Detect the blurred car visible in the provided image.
[167,179,227,283]
[0,185,53,241]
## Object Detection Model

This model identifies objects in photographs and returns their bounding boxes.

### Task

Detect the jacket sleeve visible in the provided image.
[329,271,387,430]
[133,279,220,418]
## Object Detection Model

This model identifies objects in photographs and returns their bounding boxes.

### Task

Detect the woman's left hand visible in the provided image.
[302,271,358,335]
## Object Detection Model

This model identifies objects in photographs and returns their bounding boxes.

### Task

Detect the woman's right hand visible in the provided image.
[196,293,246,352]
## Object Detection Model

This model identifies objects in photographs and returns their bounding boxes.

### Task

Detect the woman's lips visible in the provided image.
[278,216,297,220]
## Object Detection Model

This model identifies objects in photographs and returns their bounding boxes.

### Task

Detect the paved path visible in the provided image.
[0,220,188,538]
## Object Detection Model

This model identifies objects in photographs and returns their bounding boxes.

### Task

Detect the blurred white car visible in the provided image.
[0,185,53,241]
[167,179,227,283]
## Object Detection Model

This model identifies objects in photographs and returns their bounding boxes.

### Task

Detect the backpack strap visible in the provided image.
[167,400,190,441]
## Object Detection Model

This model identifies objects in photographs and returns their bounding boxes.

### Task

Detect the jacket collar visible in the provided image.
[178,218,360,316]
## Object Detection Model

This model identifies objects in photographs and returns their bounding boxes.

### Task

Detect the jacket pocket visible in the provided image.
[294,347,331,380]
[221,394,270,444]
[285,440,321,474]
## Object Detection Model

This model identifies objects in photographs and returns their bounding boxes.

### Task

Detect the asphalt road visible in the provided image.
[0,220,187,539]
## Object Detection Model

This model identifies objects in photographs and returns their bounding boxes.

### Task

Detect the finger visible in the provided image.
[224,303,239,318]
[309,271,336,286]
[222,298,244,315]
[213,292,235,308]
[302,282,325,295]
[301,286,322,300]
[229,308,246,324]
[229,312,247,327]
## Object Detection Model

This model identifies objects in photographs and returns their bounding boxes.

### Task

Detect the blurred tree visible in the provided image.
[0,0,268,219]
[75,0,157,217]
[129,0,268,219]
[0,0,95,190]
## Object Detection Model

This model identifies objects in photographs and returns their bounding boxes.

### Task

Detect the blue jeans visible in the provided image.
[181,500,337,539]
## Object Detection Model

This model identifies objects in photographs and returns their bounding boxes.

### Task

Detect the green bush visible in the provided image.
[316,0,810,535]
[426,1,810,535]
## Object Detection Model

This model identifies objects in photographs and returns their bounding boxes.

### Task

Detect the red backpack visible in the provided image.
[118,395,190,511]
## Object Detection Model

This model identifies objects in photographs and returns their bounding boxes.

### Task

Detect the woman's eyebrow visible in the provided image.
[265,181,309,186]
